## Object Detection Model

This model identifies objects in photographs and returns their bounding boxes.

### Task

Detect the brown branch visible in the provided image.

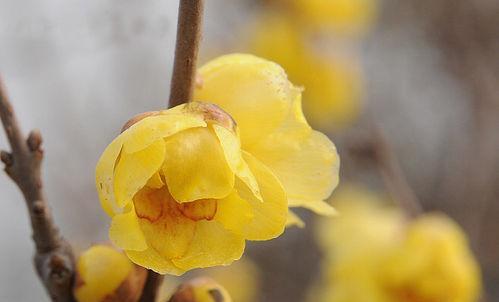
[168,0,205,107]
[0,77,75,301]
[139,272,165,302]
[348,124,423,217]
[141,1,205,301]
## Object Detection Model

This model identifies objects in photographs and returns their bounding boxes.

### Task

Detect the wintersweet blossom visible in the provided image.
[95,54,339,275]
[311,185,482,302]
[74,245,146,302]
[249,15,363,130]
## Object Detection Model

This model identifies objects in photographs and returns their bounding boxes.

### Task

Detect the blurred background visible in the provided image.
[0,0,497,301]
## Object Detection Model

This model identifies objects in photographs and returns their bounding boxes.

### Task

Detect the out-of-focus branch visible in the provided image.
[0,77,75,302]
[168,0,205,107]
[141,1,205,301]
[348,124,423,217]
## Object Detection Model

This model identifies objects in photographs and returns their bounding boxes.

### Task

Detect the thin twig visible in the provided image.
[348,124,423,217]
[0,77,75,301]
[370,126,423,217]
[168,0,205,107]
[141,1,205,301]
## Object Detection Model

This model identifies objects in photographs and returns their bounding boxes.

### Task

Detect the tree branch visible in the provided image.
[0,77,75,301]
[168,0,205,107]
[348,124,423,217]
[141,1,205,301]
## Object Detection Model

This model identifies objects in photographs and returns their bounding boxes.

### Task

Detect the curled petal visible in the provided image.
[114,139,166,208]
[215,190,254,236]
[212,124,262,201]
[194,53,301,147]
[287,210,305,228]
[121,110,206,153]
[237,152,287,241]
[126,248,185,276]
[162,127,234,202]
[95,136,124,215]
[109,205,148,252]
[249,96,339,215]
[172,220,245,271]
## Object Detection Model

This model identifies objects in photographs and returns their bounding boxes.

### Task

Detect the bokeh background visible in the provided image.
[0,0,497,301]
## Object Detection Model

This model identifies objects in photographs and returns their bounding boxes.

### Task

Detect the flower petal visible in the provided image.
[162,127,234,202]
[172,220,245,271]
[121,110,206,153]
[214,190,254,236]
[237,152,287,241]
[126,248,185,276]
[109,205,148,251]
[212,124,262,201]
[194,53,300,147]
[96,136,124,216]
[133,187,196,260]
[287,210,305,228]
[249,96,339,215]
[114,139,166,208]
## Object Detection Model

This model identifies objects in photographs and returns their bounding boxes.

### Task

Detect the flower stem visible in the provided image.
[169,0,205,108]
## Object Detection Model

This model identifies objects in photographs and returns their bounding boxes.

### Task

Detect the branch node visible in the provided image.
[0,150,13,166]
[28,129,43,152]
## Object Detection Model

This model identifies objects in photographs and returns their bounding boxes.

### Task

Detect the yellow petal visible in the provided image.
[121,110,206,153]
[162,127,234,202]
[212,124,262,201]
[194,53,300,147]
[133,186,196,260]
[296,200,338,217]
[109,205,148,251]
[287,210,305,228]
[126,248,185,276]
[146,172,164,189]
[172,220,245,271]
[75,245,132,302]
[95,136,124,216]
[214,190,254,236]
[249,96,339,215]
[236,152,287,241]
[114,139,166,208]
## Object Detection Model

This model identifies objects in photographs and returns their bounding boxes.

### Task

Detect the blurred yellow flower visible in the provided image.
[74,245,146,302]
[384,214,482,302]
[249,15,363,130]
[282,0,377,35]
[312,185,482,302]
[96,54,339,275]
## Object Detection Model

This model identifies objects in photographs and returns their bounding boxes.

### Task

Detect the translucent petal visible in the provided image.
[95,136,124,216]
[121,111,206,153]
[249,96,339,215]
[236,152,287,241]
[172,220,245,271]
[162,127,234,202]
[214,190,254,236]
[126,248,185,276]
[109,205,148,251]
[194,53,300,147]
[287,210,305,228]
[114,139,166,208]
[212,124,262,201]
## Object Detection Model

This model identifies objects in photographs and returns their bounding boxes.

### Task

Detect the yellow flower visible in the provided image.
[312,185,482,302]
[74,245,147,302]
[383,214,482,302]
[96,54,339,275]
[249,15,363,130]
